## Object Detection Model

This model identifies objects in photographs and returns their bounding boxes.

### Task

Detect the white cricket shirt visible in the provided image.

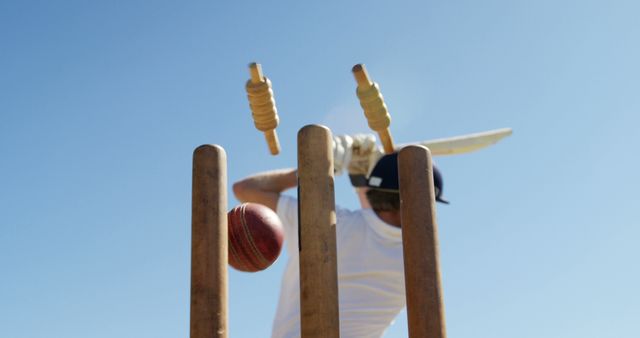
[271,195,406,338]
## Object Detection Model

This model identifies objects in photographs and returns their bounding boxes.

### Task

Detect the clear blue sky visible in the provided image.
[1,0,639,337]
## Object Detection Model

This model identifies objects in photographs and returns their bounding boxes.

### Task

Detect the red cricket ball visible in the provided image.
[227,203,284,272]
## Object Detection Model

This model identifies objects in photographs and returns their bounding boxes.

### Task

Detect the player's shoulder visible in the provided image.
[336,206,370,229]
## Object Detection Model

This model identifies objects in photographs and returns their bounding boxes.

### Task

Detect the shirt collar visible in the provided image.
[362,209,402,241]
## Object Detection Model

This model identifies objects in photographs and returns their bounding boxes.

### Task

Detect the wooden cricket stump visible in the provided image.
[190,145,228,338]
[297,125,340,338]
[398,145,447,338]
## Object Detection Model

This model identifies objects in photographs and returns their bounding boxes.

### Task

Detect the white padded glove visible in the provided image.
[332,134,353,175]
[348,134,381,176]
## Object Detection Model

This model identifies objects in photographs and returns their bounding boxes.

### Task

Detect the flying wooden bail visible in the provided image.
[246,62,280,155]
[352,64,395,154]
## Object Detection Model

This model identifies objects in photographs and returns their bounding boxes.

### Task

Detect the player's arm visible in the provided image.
[355,187,372,209]
[232,168,297,212]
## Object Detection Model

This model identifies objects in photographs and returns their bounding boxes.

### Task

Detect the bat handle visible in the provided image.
[265,129,280,155]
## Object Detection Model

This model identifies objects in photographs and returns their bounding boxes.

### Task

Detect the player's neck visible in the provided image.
[374,210,402,228]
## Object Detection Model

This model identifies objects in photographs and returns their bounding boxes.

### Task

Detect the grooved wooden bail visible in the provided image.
[352,64,395,154]
[246,62,281,155]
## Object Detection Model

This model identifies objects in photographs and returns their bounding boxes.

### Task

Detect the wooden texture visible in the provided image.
[351,64,395,154]
[191,145,228,338]
[247,62,280,155]
[378,129,394,154]
[352,63,372,87]
[249,62,263,83]
[398,146,447,338]
[264,129,280,155]
[297,125,340,338]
